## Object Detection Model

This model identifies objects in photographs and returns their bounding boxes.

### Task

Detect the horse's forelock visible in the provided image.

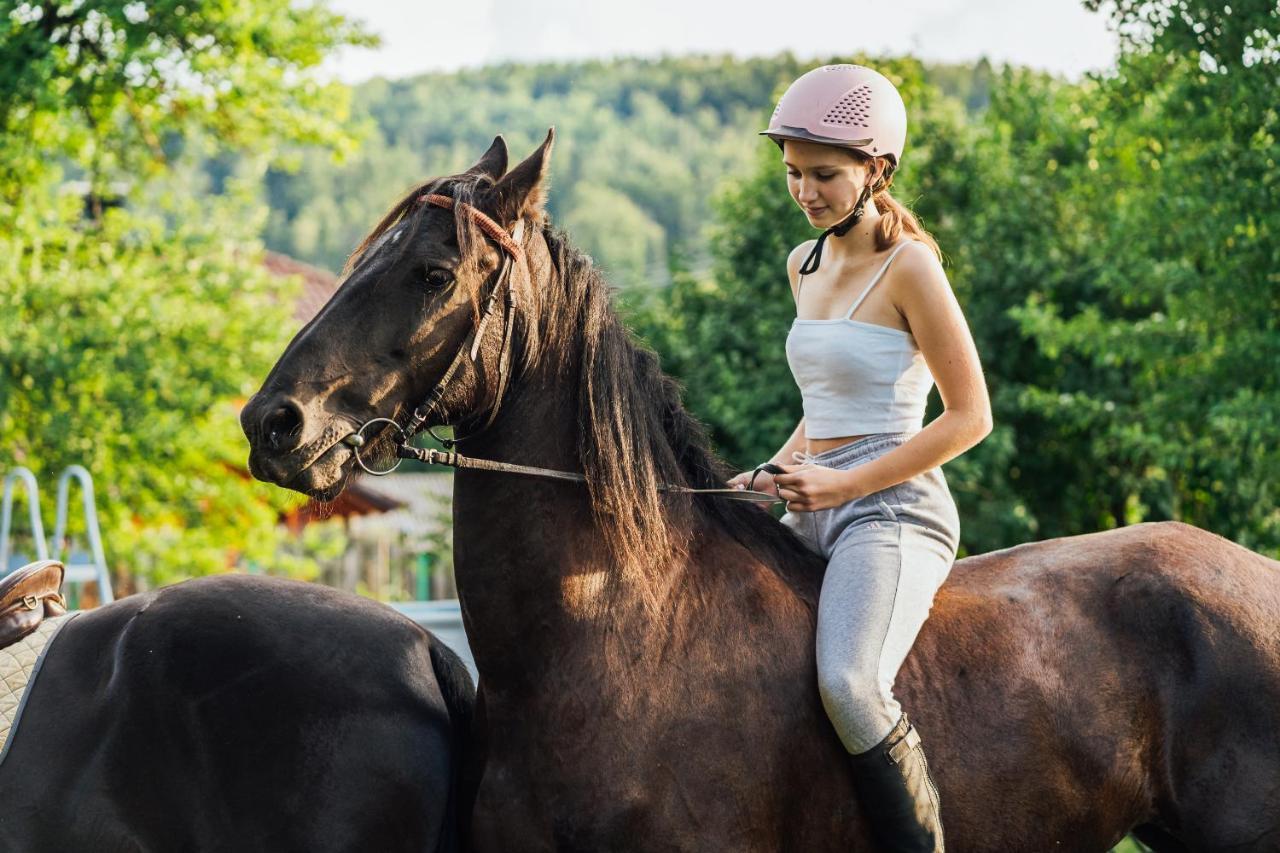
[344,173,497,264]
[340,173,502,330]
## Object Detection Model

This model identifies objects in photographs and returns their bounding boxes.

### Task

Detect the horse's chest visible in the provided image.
[472,766,777,853]
[470,709,804,851]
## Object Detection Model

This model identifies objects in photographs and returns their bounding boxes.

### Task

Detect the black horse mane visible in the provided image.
[535,223,823,607]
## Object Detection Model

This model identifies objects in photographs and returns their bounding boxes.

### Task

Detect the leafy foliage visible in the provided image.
[0,0,372,185]
[0,0,371,587]
[1003,3,1280,549]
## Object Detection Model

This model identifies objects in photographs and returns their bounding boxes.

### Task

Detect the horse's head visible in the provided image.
[241,130,554,499]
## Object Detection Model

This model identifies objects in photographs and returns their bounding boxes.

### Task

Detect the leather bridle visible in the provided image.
[341,192,782,504]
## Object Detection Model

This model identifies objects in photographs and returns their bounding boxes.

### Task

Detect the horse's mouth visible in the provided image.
[288,441,358,501]
[249,413,415,501]
[249,429,359,501]
[275,417,414,500]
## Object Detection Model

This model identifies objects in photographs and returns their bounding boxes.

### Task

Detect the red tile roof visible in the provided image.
[262,251,341,324]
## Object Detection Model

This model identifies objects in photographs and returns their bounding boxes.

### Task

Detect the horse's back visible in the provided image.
[0,574,474,853]
[940,520,1280,677]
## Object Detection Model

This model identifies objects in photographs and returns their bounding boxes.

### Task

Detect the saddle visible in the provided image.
[0,561,67,651]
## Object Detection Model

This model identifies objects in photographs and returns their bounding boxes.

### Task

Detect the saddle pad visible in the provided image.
[0,612,79,767]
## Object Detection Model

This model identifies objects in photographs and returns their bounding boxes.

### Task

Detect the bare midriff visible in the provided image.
[806,433,872,456]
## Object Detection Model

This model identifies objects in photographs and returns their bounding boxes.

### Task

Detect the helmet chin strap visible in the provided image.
[798,181,876,276]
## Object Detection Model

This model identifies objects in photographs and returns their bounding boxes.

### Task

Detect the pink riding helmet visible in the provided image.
[759,64,908,167]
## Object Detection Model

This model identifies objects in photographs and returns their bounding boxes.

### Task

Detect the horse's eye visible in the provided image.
[425,267,455,290]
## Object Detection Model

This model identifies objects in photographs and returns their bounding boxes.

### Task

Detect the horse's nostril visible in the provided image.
[262,401,304,452]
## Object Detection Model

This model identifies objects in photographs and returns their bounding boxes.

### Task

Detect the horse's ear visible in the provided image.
[489,127,554,226]
[465,135,509,180]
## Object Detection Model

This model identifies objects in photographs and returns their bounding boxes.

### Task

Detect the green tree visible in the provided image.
[0,0,373,587]
[0,0,370,185]
[1008,0,1279,550]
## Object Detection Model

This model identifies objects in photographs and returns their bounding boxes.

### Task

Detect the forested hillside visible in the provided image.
[260,54,995,286]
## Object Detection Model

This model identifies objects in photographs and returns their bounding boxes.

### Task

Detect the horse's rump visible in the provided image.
[907,521,1280,849]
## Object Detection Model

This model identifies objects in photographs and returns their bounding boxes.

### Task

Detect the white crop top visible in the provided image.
[784,240,935,438]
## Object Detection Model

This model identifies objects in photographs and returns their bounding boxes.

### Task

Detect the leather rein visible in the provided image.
[340,193,784,505]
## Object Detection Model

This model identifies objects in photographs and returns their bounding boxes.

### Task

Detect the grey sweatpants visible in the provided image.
[780,431,960,755]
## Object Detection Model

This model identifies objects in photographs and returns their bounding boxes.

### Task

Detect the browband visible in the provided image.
[419,193,524,260]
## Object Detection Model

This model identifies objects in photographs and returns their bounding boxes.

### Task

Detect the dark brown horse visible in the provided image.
[242,130,1280,852]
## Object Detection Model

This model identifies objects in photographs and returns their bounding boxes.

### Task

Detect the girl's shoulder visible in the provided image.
[786,240,818,294]
[787,240,818,273]
[882,239,945,286]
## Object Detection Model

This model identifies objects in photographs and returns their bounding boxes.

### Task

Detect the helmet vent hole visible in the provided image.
[823,84,874,127]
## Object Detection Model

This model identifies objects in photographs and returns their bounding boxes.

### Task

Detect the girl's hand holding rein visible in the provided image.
[727,466,793,500]
[726,452,869,510]
[772,462,864,511]
[727,469,778,493]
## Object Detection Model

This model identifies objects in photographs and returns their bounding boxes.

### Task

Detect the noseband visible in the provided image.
[342,192,782,504]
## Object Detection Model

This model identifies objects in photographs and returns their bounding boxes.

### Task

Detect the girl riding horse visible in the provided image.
[730,64,993,850]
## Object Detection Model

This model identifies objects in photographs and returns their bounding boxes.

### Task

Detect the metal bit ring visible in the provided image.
[343,418,407,476]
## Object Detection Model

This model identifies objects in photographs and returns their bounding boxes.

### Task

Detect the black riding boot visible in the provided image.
[847,713,945,852]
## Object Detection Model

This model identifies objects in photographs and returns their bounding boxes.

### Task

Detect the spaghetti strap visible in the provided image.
[841,241,916,320]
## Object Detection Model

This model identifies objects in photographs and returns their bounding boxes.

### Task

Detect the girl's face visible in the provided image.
[782,140,869,229]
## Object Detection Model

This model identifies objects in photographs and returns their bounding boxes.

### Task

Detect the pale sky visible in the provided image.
[321,0,1122,84]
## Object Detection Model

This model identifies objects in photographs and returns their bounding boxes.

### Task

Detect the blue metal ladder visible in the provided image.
[1,467,49,569]
[0,465,114,603]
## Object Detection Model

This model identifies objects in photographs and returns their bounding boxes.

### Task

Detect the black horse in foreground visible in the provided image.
[0,571,474,853]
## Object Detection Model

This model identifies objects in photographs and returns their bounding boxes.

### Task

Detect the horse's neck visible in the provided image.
[451,365,646,692]
[448,350,821,750]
